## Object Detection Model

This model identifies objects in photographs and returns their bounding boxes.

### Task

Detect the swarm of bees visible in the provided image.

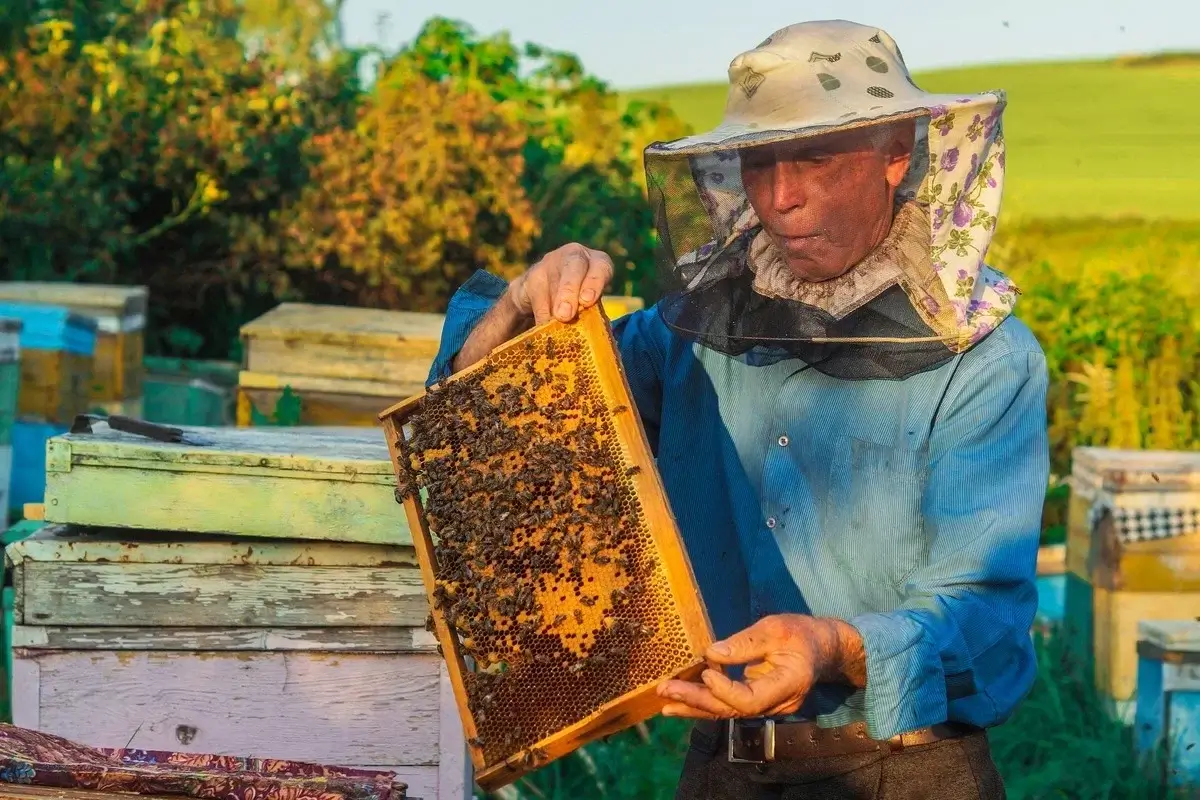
[393,327,695,768]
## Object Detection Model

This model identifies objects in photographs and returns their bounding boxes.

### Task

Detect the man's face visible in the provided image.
[739,124,914,282]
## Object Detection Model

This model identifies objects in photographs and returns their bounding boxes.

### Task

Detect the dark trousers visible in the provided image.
[675,723,1006,800]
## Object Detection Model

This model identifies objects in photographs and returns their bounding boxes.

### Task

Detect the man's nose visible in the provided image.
[771,161,808,213]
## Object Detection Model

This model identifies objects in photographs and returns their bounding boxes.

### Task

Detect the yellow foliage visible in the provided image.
[277,64,537,310]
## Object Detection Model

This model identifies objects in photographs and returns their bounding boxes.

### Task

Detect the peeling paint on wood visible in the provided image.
[39,425,411,544]
[6,524,417,567]
[11,625,437,652]
[13,650,442,765]
[17,562,428,627]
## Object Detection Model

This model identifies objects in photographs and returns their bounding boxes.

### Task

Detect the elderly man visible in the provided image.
[427,20,1047,800]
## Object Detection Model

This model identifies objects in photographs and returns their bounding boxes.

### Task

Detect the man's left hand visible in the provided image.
[656,614,865,719]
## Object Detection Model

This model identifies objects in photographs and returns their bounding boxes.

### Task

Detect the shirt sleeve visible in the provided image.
[425,270,665,449]
[848,347,1050,740]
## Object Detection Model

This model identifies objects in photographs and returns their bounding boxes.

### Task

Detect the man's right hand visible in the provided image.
[508,243,615,325]
[450,243,615,374]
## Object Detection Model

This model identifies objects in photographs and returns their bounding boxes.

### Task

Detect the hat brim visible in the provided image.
[646,90,1002,157]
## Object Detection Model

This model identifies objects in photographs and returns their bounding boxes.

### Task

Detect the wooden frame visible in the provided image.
[377,304,713,792]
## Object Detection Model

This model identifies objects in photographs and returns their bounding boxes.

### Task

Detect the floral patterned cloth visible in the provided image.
[0,725,405,800]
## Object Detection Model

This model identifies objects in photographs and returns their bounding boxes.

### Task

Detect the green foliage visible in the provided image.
[248,385,302,426]
[392,18,689,298]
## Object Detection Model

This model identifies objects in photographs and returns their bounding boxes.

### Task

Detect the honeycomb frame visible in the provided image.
[378,303,713,791]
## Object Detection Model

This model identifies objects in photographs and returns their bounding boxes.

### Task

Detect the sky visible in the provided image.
[339,0,1198,89]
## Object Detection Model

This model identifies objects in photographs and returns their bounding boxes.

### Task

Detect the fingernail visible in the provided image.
[711,643,731,656]
[580,289,596,303]
[557,301,572,319]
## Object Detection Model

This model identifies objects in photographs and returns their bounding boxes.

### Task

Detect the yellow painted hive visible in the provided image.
[378,304,712,791]
[239,303,444,427]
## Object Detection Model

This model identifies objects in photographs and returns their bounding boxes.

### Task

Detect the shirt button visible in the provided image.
[766,517,777,529]
[777,435,790,447]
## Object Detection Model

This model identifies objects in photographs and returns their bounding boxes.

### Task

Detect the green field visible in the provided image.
[626,57,1200,220]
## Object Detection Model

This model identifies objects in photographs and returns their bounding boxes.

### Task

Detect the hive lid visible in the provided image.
[1070,447,1200,499]
[1137,619,1200,654]
[379,303,712,791]
[0,282,148,319]
[242,303,444,347]
[45,420,395,481]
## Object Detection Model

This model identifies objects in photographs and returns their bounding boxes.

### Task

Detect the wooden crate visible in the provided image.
[41,421,410,545]
[0,283,147,405]
[143,358,238,427]
[1065,447,1200,704]
[0,319,18,528]
[0,304,96,426]
[1135,620,1200,787]
[4,524,468,800]
[237,304,443,428]
[379,303,712,791]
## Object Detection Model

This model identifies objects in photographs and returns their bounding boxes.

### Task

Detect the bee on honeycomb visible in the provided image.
[395,325,699,770]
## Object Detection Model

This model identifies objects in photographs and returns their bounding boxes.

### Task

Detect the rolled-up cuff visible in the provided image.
[848,609,949,740]
[426,270,510,387]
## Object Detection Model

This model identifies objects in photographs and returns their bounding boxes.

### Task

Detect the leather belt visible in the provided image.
[724,719,978,763]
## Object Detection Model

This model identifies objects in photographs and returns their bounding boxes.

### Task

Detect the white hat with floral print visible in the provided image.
[643,20,1018,380]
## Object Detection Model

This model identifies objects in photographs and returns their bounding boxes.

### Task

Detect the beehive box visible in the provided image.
[1065,447,1200,706]
[9,423,68,515]
[5,524,469,800]
[41,421,410,545]
[1135,620,1200,787]
[143,357,238,427]
[0,319,19,528]
[378,304,712,791]
[238,304,443,427]
[0,304,95,426]
[0,283,147,407]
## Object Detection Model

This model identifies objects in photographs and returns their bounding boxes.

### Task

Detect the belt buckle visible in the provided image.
[727,719,776,764]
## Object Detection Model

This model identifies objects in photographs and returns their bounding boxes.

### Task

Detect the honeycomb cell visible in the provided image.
[391,320,704,774]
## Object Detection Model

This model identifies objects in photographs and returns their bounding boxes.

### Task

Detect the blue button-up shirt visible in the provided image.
[427,269,1050,740]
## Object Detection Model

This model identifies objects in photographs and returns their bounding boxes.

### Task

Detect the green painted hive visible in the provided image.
[41,420,410,545]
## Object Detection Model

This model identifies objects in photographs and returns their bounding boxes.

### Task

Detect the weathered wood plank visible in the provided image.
[12,625,438,652]
[0,772,436,800]
[19,563,429,627]
[10,654,40,729]
[18,650,442,765]
[7,524,417,567]
[437,662,472,800]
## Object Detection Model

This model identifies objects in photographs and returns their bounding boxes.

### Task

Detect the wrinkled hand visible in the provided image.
[657,615,855,720]
[509,243,614,325]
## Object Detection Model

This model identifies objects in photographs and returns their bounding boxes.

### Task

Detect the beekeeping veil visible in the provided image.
[644,20,1019,380]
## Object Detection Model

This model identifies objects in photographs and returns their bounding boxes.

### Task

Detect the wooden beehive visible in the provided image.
[1065,447,1200,708]
[0,304,96,425]
[377,303,713,791]
[41,422,410,545]
[0,283,147,406]
[238,304,443,427]
[0,319,19,528]
[5,524,470,800]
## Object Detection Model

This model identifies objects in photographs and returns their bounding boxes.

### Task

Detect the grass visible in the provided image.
[483,630,1187,800]
[624,57,1200,220]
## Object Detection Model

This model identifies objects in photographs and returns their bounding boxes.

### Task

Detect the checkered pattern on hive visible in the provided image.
[1089,503,1200,544]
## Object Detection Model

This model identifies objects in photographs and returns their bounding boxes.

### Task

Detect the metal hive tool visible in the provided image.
[378,303,713,791]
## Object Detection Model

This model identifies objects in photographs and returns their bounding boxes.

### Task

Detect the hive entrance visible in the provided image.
[382,307,711,789]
